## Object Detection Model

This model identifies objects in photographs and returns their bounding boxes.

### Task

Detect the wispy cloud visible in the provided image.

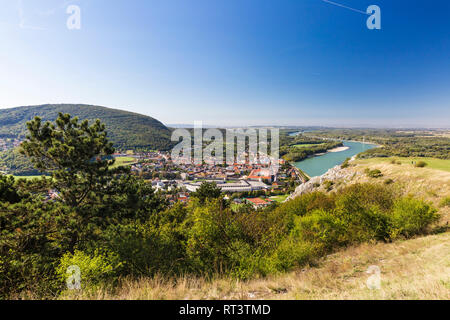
[322,0,369,15]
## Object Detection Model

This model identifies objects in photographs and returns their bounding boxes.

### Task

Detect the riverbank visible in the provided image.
[293,141,377,178]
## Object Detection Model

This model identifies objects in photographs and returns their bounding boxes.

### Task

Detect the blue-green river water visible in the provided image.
[294,141,377,177]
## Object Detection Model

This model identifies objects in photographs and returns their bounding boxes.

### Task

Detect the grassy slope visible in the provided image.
[62,232,450,300]
[357,157,450,173]
[350,157,450,225]
[62,157,450,300]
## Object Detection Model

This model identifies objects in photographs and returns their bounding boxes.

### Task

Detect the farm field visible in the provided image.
[12,175,44,180]
[110,157,137,168]
[293,143,325,149]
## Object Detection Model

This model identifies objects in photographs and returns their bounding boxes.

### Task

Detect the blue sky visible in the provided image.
[0,0,449,127]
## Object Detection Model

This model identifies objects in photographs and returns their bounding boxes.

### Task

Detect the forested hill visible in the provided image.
[0,104,173,150]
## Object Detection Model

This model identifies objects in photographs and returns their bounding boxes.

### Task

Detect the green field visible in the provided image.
[12,175,44,180]
[270,195,289,203]
[293,143,325,149]
[357,157,450,173]
[111,157,137,168]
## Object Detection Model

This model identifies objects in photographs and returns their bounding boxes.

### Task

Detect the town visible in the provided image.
[114,150,306,208]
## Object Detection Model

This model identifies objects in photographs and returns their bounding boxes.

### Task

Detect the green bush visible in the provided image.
[323,180,334,191]
[102,219,187,277]
[276,191,335,218]
[415,161,428,168]
[266,238,313,273]
[57,250,122,289]
[366,168,383,178]
[440,197,450,208]
[291,209,344,253]
[389,197,439,239]
[341,158,351,169]
[335,183,395,214]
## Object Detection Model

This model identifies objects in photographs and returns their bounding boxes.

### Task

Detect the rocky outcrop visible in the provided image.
[286,156,360,201]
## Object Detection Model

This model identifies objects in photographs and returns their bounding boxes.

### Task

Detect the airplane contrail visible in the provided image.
[322,0,369,15]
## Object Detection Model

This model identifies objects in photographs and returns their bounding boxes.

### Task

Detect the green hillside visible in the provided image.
[0,104,173,151]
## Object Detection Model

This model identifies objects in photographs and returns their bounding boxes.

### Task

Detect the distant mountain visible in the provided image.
[0,104,174,151]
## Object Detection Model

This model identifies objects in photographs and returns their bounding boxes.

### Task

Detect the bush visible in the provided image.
[266,238,313,273]
[102,219,187,277]
[341,158,351,169]
[291,209,344,253]
[335,183,395,214]
[365,168,383,178]
[57,250,123,290]
[276,191,335,218]
[440,197,450,208]
[415,161,428,168]
[389,197,439,239]
[323,180,334,191]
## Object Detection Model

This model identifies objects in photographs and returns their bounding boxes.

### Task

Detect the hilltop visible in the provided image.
[61,232,449,300]
[0,104,173,151]
[59,156,450,301]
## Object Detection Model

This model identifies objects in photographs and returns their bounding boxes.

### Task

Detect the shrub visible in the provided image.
[389,197,439,239]
[415,161,428,168]
[274,192,335,227]
[57,250,123,290]
[266,238,314,273]
[335,183,395,214]
[384,178,394,185]
[335,204,391,244]
[341,158,351,169]
[291,209,344,253]
[366,169,383,178]
[323,180,334,191]
[102,219,187,277]
[440,197,450,208]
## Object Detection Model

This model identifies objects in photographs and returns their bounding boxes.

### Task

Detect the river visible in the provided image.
[294,140,377,177]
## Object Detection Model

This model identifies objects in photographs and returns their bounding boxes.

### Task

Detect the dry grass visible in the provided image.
[60,232,450,300]
[59,157,450,301]
[348,158,450,225]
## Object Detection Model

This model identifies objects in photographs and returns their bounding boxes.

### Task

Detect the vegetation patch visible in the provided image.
[0,116,443,299]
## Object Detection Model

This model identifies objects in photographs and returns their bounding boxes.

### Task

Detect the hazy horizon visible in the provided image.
[1,103,449,129]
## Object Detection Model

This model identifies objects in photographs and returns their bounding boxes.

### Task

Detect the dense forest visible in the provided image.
[0,114,440,299]
[0,104,174,151]
[0,149,40,176]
